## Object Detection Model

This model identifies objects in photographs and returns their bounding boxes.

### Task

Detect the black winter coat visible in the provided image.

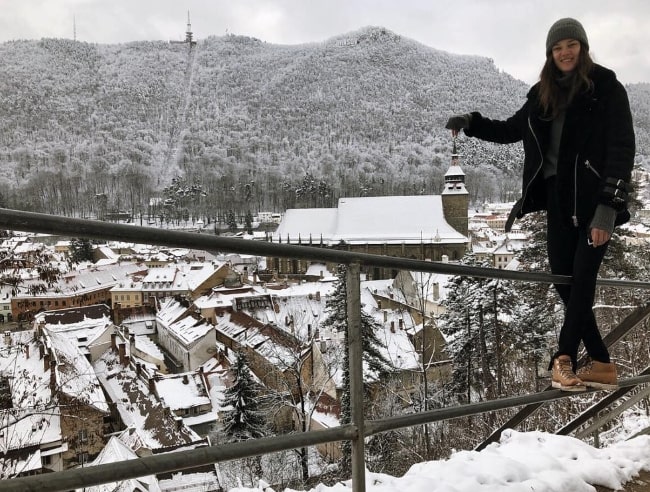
[464,64,635,232]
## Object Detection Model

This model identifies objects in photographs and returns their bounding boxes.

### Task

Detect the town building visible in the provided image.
[11,263,147,321]
[267,146,469,280]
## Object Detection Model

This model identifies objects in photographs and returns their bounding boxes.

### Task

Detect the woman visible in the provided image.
[445,18,635,391]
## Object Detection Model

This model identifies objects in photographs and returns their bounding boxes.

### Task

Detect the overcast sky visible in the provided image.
[1,0,648,86]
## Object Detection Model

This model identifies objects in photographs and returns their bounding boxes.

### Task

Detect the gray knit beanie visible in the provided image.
[546,18,589,54]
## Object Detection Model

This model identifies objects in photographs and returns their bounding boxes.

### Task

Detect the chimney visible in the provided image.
[148,377,157,394]
[390,321,395,333]
[433,283,440,301]
[39,343,44,359]
[182,374,189,384]
[118,343,126,366]
[315,291,321,301]
[49,360,57,394]
[307,324,312,338]
[383,311,388,322]
[135,362,141,376]
[111,333,117,352]
[199,366,211,391]
[399,318,403,330]
[44,352,51,372]
[24,344,29,359]
[130,334,136,346]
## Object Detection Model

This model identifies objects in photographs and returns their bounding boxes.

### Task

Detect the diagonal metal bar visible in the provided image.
[364,374,650,437]
[475,303,650,451]
[557,366,650,437]
[574,383,650,440]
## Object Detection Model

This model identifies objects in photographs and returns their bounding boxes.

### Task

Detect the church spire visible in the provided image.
[441,138,469,237]
[444,138,466,188]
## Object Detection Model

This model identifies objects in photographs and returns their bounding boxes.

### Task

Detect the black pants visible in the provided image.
[546,178,610,370]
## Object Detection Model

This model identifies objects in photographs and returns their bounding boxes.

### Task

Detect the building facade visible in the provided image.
[267,150,469,280]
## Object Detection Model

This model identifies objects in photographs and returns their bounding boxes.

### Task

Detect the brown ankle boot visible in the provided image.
[577,359,618,390]
[551,355,586,392]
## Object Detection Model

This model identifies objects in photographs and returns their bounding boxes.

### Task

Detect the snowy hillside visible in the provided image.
[0,27,647,220]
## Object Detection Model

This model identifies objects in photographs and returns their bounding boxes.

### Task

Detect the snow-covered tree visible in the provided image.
[69,238,94,264]
[439,252,519,401]
[321,264,391,477]
[222,352,266,443]
[220,352,266,483]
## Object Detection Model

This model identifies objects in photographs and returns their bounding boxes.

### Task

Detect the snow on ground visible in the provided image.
[229,429,650,492]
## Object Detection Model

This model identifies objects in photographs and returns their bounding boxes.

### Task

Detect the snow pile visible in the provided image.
[229,429,650,492]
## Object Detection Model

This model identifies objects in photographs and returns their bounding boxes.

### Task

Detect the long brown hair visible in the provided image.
[538,43,594,117]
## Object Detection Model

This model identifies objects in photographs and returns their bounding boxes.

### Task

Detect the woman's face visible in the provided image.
[551,39,581,74]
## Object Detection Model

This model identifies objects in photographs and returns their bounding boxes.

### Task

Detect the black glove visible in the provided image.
[445,114,471,132]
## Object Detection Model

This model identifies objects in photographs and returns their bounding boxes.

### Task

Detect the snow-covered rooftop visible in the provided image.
[45,329,110,413]
[92,350,202,450]
[274,195,467,245]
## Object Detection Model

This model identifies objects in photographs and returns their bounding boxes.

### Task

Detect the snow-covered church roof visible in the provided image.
[273,195,467,245]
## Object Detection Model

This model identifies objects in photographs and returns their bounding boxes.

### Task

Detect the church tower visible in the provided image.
[441,140,469,237]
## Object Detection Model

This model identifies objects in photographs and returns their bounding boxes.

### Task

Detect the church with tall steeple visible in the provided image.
[267,143,470,279]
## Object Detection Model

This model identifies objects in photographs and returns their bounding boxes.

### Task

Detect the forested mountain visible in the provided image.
[0,27,647,222]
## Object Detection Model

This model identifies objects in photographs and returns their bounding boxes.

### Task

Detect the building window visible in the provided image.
[76,452,89,465]
[78,428,88,443]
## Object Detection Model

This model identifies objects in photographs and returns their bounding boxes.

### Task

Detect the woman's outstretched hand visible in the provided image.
[445,114,471,137]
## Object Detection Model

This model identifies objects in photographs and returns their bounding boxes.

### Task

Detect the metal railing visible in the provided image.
[1,208,650,492]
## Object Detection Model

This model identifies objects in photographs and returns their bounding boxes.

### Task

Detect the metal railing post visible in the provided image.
[347,262,366,492]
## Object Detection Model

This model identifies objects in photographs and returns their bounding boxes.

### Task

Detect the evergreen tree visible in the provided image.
[222,352,267,442]
[69,237,94,263]
[510,212,557,389]
[227,210,238,232]
[321,264,391,477]
[221,352,267,482]
[439,252,518,401]
[245,210,254,235]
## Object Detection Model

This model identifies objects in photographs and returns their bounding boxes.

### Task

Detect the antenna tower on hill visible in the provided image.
[185,11,196,46]
[170,11,196,46]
